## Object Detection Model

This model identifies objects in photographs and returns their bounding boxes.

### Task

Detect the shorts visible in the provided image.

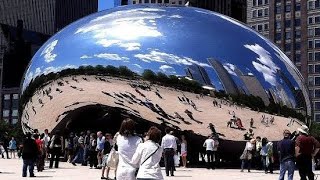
[101,154,109,167]
[181,152,187,157]
[9,149,16,152]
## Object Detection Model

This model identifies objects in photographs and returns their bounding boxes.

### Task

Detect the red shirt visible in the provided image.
[35,139,43,151]
[295,135,320,155]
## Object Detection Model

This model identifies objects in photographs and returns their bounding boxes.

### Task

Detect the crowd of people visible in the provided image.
[240,125,320,180]
[2,118,320,180]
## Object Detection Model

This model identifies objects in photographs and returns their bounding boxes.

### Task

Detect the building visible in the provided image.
[185,65,213,86]
[116,0,247,23]
[208,58,239,95]
[247,0,320,121]
[0,0,98,124]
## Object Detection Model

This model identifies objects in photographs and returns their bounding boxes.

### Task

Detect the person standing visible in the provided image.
[180,135,187,168]
[161,127,177,176]
[88,133,97,168]
[101,133,112,179]
[278,130,295,180]
[240,138,256,172]
[43,129,50,161]
[83,130,91,166]
[9,137,17,158]
[2,134,9,159]
[49,131,63,168]
[96,131,105,168]
[22,133,38,177]
[203,135,215,169]
[116,118,143,180]
[72,132,85,166]
[295,125,320,180]
[260,137,273,174]
[255,136,262,170]
[131,126,164,180]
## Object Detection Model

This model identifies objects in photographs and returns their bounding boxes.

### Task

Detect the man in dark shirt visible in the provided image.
[278,130,295,180]
[22,133,38,177]
[295,125,320,180]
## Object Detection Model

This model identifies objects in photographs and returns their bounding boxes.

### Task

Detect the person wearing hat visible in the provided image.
[295,125,320,180]
[278,130,295,180]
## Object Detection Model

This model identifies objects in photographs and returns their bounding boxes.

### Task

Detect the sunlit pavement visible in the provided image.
[0,158,315,179]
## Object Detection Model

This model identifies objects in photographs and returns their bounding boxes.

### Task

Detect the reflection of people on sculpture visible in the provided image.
[250,118,254,128]
[244,129,254,140]
[190,101,197,110]
[184,109,194,120]
[155,91,162,99]
[236,118,244,129]
[174,112,184,121]
[208,123,217,136]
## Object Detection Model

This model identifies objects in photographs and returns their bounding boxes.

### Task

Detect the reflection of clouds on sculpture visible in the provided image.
[75,8,164,54]
[133,64,142,69]
[134,50,210,68]
[40,40,58,63]
[159,65,176,74]
[23,64,77,90]
[223,63,237,76]
[80,53,129,61]
[245,44,279,86]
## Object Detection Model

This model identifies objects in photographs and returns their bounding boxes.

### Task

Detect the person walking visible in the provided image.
[34,134,44,172]
[49,131,63,168]
[260,137,273,174]
[9,137,17,158]
[96,131,105,168]
[295,125,320,180]
[116,118,143,180]
[22,133,38,177]
[180,135,187,168]
[43,129,50,161]
[101,133,112,179]
[278,130,295,180]
[72,132,85,166]
[240,138,256,172]
[203,135,215,169]
[2,134,9,159]
[131,126,164,180]
[83,130,91,166]
[161,127,177,176]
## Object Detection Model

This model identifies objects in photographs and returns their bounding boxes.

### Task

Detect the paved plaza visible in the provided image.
[0,158,316,180]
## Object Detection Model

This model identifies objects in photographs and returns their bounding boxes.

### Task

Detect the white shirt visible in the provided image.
[245,142,254,151]
[203,139,215,151]
[161,134,177,150]
[117,134,142,180]
[131,140,164,180]
[43,134,50,147]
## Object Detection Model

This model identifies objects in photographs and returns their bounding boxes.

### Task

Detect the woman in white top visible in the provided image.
[116,119,143,180]
[240,138,256,172]
[131,126,164,180]
[180,135,187,168]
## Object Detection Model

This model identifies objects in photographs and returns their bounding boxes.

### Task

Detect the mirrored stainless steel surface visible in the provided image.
[20,5,310,140]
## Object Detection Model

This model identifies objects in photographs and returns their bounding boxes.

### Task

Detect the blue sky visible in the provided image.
[98,0,114,11]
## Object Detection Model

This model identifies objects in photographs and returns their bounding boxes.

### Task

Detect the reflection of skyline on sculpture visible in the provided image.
[20,5,311,137]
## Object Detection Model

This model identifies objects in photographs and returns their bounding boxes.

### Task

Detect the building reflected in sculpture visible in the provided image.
[19,5,310,152]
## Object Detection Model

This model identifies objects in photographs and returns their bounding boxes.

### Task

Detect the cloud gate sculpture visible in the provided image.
[21,4,310,148]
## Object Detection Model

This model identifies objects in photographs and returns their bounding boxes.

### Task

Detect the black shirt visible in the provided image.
[103,141,111,155]
[22,138,38,159]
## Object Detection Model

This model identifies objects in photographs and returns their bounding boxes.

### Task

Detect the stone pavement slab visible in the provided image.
[0,158,316,179]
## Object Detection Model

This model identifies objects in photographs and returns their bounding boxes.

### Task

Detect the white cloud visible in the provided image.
[160,65,176,74]
[223,63,237,76]
[134,50,210,67]
[94,53,129,61]
[118,42,141,51]
[168,15,183,19]
[40,40,58,63]
[97,39,120,47]
[245,44,279,86]
[248,72,254,76]
[80,55,92,59]
[133,64,142,68]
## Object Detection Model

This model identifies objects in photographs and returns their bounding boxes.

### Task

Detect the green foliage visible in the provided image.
[0,121,24,143]
[309,122,320,138]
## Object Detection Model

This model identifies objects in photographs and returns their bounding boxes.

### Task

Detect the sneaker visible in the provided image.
[72,162,76,166]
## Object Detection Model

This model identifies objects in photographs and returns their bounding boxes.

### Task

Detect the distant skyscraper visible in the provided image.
[246,0,319,121]
[208,58,239,95]
[185,65,213,86]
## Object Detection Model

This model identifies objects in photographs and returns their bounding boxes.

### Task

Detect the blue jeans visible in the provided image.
[22,159,35,177]
[279,160,295,180]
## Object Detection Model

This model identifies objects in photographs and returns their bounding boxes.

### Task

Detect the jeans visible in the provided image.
[261,156,273,173]
[297,154,314,180]
[22,159,35,177]
[164,148,175,176]
[206,150,215,169]
[72,147,84,164]
[279,160,295,180]
[241,159,251,171]
[50,147,61,168]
